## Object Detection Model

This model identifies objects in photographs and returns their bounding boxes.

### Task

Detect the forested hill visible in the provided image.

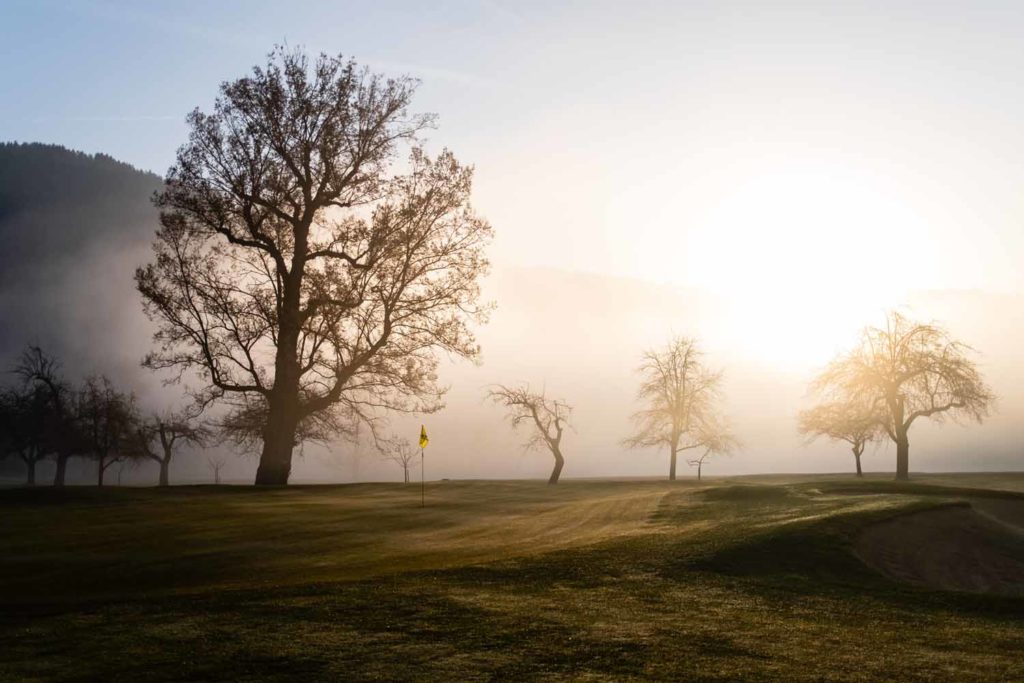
[0,143,161,280]
[0,142,162,387]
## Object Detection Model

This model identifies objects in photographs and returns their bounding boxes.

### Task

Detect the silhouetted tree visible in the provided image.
[137,48,492,485]
[136,409,210,486]
[685,415,739,481]
[207,455,227,485]
[489,385,571,484]
[114,458,134,486]
[0,385,54,485]
[15,346,83,486]
[798,398,883,477]
[813,311,993,480]
[624,337,729,481]
[77,376,138,487]
[382,437,417,483]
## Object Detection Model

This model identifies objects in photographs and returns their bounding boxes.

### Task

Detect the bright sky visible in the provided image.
[4,0,1024,368]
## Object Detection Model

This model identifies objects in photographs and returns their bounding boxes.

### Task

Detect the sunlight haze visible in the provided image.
[2,0,1023,481]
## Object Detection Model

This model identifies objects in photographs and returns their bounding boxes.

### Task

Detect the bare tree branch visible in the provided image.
[488,384,572,485]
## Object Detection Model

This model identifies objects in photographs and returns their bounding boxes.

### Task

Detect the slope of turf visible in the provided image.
[1,477,1023,681]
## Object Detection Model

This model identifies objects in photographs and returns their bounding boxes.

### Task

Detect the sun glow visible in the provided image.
[684,166,941,370]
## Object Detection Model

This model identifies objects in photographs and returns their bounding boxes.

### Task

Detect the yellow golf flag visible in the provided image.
[419,425,429,449]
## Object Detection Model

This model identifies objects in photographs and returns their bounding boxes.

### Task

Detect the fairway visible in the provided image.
[0,480,670,600]
[2,477,1024,681]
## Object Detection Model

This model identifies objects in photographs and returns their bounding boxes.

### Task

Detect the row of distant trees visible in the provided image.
[0,347,207,486]
[489,336,739,484]
[1,308,995,487]
[490,310,994,485]
[0,339,733,487]
[0,344,433,487]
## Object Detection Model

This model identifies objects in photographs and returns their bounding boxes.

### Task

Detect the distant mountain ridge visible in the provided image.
[0,142,161,280]
[0,142,162,386]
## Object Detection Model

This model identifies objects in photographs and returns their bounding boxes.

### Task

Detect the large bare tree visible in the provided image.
[488,385,572,485]
[812,311,993,480]
[798,398,883,477]
[136,48,492,485]
[136,409,210,486]
[624,337,729,481]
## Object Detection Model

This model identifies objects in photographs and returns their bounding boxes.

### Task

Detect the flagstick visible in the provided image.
[420,445,425,508]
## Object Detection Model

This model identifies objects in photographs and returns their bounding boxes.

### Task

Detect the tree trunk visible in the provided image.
[548,449,564,485]
[256,290,302,485]
[53,451,69,487]
[895,430,910,481]
[97,458,105,487]
[26,459,36,486]
[255,389,299,485]
[404,465,409,484]
[159,459,170,487]
[256,422,296,484]
[669,447,677,481]
[853,444,863,478]
[696,462,702,481]
[253,243,310,487]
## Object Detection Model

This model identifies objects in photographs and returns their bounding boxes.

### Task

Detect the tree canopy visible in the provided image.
[624,337,731,480]
[137,48,492,484]
[810,311,993,480]
[798,397,883,477]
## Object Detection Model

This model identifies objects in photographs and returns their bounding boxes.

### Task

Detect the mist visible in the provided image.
[2,145,1020,486]
[292,268,1024,484]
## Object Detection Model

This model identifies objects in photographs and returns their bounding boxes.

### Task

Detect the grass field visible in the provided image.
[2,476,1024,681]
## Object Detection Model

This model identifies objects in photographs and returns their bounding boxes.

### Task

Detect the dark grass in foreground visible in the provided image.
[1,477,1023,681]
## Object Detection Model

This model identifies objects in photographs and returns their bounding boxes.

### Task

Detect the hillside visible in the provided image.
[0,143,160,280]
[0,142,161,374]
[0,144,163,481]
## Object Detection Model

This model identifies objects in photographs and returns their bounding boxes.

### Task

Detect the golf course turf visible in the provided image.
[1,475,1023,681]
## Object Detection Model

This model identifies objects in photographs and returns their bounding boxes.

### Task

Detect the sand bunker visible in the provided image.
[855,499,1024,596]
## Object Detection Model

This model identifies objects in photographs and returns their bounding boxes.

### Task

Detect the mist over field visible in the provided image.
[1,144,1021,485]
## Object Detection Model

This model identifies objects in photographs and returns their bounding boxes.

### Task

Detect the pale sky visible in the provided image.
[4,1,1024,300]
